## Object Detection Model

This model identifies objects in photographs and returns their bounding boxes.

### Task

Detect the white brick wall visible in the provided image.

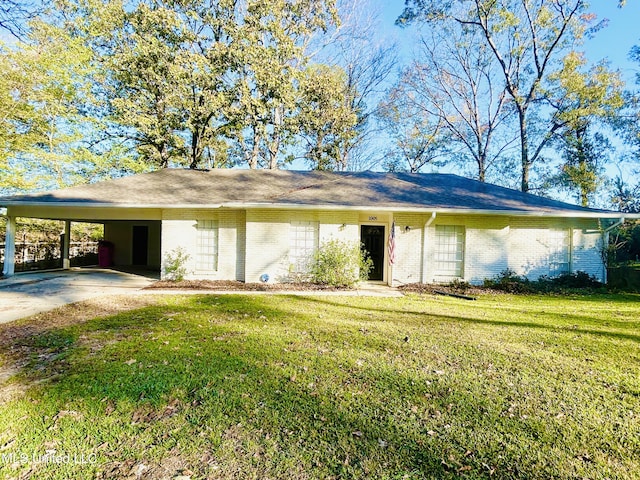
[465,226,510,284]
[244,210,291,283]
[391,214,605,285]
[159,208,606,284]
[244,210,360,283]
[392,214,426,285]
[507,226,553,280]
[161,210,240,280]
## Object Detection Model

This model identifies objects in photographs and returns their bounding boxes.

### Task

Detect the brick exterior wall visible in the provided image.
[392,214,604,285]
[161,209,241,280]
[159,208,606,284]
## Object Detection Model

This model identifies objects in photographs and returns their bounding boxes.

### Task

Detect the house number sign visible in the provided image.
[368,216,378,221]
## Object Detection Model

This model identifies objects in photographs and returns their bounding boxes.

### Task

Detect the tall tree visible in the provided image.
[547,52,623,206]
[388,24,515,181]
[66,0,340,170]
[229,0,338,169]
[296,65,357,170]
[0,20,137,193]
[377,82,446,174]
[626,43,640,160]
[398,0,595,192]
[310,0,398,171]
[67,0,236,169]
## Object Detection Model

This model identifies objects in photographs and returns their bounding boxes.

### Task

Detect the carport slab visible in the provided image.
[0,268,154,323]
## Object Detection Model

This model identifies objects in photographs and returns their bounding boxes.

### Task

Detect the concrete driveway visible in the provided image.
[0,268,156,324]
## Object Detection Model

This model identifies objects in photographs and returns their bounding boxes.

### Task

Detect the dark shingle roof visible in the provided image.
[0,168,625,217]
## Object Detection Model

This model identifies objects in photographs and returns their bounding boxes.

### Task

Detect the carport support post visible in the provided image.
[62,220,71,270]
[2,216,16,276]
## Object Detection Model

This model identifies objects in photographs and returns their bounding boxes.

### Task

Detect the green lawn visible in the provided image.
[0,292,639,479]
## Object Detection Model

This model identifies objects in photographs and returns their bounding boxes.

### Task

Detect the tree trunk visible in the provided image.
[159,144,169,168]
[248,127,260,169]
[190,130,200,169]
[518,108,530,193]
[268,106,283,169]
[576,127,589,207]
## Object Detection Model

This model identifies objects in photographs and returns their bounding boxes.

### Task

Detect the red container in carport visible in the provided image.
[98,240,114,267]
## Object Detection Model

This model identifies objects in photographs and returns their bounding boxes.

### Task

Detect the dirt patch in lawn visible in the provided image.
[0,295,159,403]
[144,279,343,291]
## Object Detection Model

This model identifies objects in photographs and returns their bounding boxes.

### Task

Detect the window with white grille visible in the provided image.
[434,225,465,278]
[196,220,218,272]
[289,221,318,274]
[548,229,571,276]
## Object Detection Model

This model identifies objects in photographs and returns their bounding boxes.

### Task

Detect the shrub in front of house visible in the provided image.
[484,269,604,294]
[483,269,535,293]
[163,247,190,282]
[310,239,373,288]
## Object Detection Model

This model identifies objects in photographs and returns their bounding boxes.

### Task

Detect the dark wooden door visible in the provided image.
[132,226,149,266]
[361,225,385,281]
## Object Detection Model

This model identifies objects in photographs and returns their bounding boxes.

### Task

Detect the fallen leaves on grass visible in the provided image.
[144,280,341,291]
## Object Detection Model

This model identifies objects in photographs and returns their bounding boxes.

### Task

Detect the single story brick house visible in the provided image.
[0,169,633,285]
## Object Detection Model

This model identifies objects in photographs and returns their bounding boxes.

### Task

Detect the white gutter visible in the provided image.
[2,201,636,219]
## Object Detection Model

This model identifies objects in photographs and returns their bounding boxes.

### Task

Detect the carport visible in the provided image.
[2,203,161,277]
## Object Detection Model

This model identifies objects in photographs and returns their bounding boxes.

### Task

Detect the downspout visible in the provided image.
[421,212,437,283]
[602,216,625,284]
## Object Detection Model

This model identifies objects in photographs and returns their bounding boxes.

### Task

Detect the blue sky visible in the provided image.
[378,1,639,84]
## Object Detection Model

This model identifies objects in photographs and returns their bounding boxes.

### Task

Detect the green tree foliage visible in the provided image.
[548,52,624,206]
[611,177,640,213]
[606,220,640,268]
[297,65,357,170]
[0,21,141,193]
[625,44,640,160]
[377,88,445,173]
[64,0,345,170]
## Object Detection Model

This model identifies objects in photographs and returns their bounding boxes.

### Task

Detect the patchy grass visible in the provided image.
[0,293,639,479]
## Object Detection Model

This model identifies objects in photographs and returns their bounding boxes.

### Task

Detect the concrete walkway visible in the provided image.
[0,268,155,324]
[0,270,402,324]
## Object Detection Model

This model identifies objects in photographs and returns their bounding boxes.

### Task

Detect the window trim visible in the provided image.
[196,219,219,272]
[548,228,571,276]
[289,221,319,275]
[433,225,466,279]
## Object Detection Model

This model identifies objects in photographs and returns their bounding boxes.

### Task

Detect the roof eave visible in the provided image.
[1,200,634,219]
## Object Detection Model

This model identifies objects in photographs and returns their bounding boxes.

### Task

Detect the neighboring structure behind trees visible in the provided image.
[1,169,636,285]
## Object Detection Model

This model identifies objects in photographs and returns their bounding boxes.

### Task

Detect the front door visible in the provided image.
[361,225,385,281]
[132,225,149,266]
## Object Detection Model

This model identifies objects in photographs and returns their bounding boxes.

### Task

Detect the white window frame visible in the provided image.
[289,221,318,275]
[434,225,465,279]
[196,220,218,272]
[548,229,571,276]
